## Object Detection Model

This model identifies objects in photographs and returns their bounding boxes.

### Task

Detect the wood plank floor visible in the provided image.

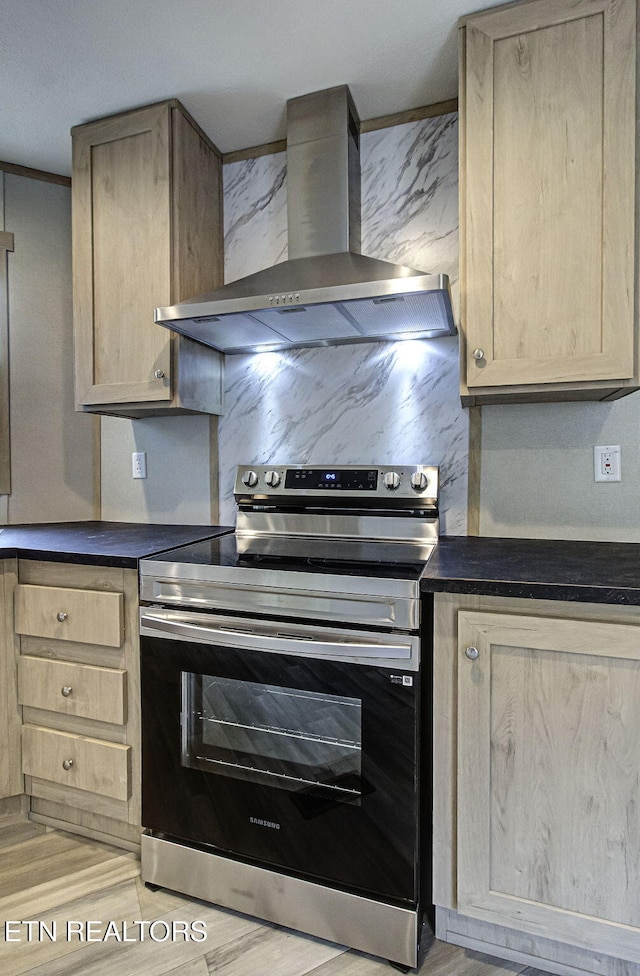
[0,823,554,976]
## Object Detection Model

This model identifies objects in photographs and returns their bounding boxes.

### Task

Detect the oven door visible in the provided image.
[140,608,422,905]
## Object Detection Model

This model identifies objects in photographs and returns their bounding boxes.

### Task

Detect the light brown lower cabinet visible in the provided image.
[0,561,21,800]
[433,592,640,976]
[14,559,141,850]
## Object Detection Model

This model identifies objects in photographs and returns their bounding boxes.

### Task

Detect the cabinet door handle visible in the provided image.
[62,758,74,771]
[61,686,73,698]
[472,348,485,362]
[56,611,68,622]
[154,369,165,379]
[465,645,480,660]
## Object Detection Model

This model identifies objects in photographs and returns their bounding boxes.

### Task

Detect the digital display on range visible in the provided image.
[285,468,378,490]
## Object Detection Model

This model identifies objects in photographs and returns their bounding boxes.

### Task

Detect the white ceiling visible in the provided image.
[1,0,502,177]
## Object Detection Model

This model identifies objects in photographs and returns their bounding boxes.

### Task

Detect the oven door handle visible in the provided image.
[140,611,414,662]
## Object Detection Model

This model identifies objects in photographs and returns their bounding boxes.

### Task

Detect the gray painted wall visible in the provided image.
[478,394,640,542]
[2,174,95,523]
[100,415,215,524]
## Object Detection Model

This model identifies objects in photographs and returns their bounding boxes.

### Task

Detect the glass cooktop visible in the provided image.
[146,532,436,582]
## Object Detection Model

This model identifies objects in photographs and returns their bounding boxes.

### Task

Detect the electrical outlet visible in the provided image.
[132,451,147,479]
[594,445,621,482]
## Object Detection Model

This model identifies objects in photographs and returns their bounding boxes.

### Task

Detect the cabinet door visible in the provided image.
[462,0,636,392]
[73,103,173,406]
[457,610,640,963]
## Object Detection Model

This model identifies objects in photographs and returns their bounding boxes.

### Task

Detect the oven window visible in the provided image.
[181,672,362,800]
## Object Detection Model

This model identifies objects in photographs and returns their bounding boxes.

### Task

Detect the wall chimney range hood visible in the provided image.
[155,86,455,354]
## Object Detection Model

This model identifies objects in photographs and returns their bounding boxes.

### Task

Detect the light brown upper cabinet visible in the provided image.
[459,0,639,405]
[72,100,224,417]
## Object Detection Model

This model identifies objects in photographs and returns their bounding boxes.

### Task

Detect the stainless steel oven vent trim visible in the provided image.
[154,86,455,352]
[139,573,420,631]
[141,832,421,968]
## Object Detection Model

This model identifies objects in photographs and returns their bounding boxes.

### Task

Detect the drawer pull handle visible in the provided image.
[61,686,73,698]
[62,758,74,771]
[56,611,68,622]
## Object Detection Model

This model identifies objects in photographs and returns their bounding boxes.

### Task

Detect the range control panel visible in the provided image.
[234,464,439,505]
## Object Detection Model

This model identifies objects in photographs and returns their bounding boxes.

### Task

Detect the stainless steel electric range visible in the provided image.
[138,464,438,969]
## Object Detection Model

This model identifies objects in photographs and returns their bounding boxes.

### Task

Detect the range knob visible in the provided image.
[241,470,259,488]
[410,471,429,492]
[264,470,281,488]
[383,471,401,491]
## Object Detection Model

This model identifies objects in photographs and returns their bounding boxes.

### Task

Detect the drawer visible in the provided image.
[18,656,126,725]
[22,725,130,801]
[15,584,123,647]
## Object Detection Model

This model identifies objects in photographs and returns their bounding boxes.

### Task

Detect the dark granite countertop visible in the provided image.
[0,521,233,568]
[4,524,639,603]
[421,536,640,606]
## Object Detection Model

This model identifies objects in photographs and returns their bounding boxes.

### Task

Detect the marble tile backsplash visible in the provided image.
[219,113,467,533]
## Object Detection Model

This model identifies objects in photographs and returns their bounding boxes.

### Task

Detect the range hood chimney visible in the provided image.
[155,86,455,354]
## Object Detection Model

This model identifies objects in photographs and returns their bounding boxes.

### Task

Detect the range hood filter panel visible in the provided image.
[251,304,362,342]
[345,291,454,336]
[186,314,278,350]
